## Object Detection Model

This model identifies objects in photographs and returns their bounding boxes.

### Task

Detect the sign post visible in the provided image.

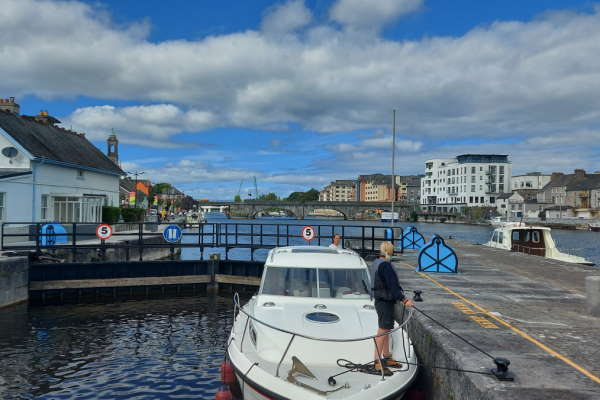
[95,224,113,240]
[301,225,316,244]
[163,224,183,243]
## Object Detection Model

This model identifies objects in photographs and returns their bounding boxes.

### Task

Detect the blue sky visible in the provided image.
[2,0,600,199]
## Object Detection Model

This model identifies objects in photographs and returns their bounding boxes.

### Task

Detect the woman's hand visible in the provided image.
[401,298,414,307]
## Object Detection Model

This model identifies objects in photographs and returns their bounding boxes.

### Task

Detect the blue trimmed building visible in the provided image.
[0,98,124,223]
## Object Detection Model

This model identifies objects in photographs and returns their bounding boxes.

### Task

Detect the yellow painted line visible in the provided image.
[397,261,600,385]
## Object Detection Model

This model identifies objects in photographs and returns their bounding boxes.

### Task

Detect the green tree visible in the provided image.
[258,192,279,201]
[285,188,318,201]
[234,194,242,202]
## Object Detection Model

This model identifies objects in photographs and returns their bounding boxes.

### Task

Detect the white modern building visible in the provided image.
[420,154,512,212]
[0,101,124,224]
[511,172,551,191]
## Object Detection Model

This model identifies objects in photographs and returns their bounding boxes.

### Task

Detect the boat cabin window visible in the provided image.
[498,232,504,244]
[531,231,540,243]
[261,266,370,299]
[512,230,521,242]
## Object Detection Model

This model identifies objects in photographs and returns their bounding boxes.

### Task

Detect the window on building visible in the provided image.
[471,176,475,183]
[500,166,504,174]
[41,195,49,220]
[469,196,473,203]
[77,169,84,179]
[490,197,496,203]
[0,193,4,220]
[471,185,475,192]
[499,184,504,192]
[52,195,105,223]
[475,197,479,203]
[471,166,476,173]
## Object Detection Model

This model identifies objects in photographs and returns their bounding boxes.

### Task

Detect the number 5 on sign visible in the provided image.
[301,225,316,242]
[96,224,113,240]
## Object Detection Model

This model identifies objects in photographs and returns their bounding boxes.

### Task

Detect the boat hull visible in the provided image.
[231,367,413,400]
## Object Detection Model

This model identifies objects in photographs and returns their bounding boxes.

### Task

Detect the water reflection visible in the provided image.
[0,297,234,399]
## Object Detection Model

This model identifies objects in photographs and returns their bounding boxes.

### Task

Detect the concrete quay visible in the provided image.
[0,256,28,308]
[393,240,600,399]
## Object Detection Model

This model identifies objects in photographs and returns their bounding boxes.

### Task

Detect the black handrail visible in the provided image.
[1,221,404,261]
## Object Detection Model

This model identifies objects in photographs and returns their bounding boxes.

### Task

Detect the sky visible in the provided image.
[1,0,600,200]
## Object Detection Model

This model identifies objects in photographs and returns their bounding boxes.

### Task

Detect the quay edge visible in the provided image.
[394,239,600,399]
[0,256,28,308]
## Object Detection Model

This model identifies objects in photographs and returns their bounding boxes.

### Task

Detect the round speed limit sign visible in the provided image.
[96,224,113,240]
[301,225,316,242]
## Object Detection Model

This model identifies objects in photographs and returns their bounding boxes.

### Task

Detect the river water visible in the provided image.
[1,215,598,399]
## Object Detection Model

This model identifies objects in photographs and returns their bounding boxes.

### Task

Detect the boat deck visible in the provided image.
[393,239,600,399]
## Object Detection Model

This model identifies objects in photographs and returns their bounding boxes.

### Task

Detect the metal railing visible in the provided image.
[232,292,415,381]
[1,221,404,261]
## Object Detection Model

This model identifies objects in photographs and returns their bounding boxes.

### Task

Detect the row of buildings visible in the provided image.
[0,97,186,223]
[319,153,600,220]
[318,174,422,203]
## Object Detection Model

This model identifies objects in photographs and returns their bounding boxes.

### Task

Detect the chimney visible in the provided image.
[574,169,586,178]
[550,172,564,182]
[0,97,20,115]
[107,132,119,164]
[34,110,61,126]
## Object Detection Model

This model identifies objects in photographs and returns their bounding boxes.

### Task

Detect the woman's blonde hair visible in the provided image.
[380,241,394,260]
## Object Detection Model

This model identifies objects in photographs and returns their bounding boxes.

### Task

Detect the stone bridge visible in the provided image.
[200,201,417,220]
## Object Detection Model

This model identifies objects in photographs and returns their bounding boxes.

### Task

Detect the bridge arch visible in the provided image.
[305,207,347,220]
[250,207,298,219]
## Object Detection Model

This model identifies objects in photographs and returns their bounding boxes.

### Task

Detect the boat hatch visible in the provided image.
[290,248,338,254]
[305,312,340,323]
[511,229,545,256]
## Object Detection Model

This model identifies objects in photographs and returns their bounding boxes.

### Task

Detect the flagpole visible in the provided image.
[391,109,396,228]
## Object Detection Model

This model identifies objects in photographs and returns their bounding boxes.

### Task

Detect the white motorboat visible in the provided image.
[484,223,593,265]
[184,211,205,227]
[227,246,418,400]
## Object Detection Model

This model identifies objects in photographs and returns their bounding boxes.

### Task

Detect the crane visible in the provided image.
[236,179,244,201]
[253,176,259,199]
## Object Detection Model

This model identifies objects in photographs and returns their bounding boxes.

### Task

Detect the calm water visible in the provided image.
[183,214,600,266]
[1,215,598,399]
[0,297,233,400]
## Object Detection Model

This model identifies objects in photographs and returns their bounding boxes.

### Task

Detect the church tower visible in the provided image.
[107,131,119,164]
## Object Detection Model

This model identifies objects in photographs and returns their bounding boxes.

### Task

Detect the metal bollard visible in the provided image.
[585,276,600,317]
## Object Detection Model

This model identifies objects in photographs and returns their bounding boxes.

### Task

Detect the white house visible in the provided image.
[511,172,551,191]
[420,154,512,212]
[0,102,124,224]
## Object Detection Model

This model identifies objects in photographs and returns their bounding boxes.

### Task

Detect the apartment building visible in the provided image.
[318,180,355,201]
[511,172,551,191]
[420,154,512,211]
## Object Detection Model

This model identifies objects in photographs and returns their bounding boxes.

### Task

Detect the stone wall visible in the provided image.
[0,256,28,308]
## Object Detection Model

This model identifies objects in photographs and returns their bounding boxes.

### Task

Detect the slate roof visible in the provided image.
[566,175,600,191]
[0,110,124,175]
[497,193,512,200]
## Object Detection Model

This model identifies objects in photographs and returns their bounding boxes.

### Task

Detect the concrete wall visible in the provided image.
[0,256,28,308]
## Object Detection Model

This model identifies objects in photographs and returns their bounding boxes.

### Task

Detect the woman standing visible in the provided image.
[372,241,413,373]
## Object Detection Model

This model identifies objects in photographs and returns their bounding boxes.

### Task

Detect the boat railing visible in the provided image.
[232,292,415,380]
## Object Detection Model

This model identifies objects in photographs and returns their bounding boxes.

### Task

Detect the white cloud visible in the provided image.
[1,0,600,171]
[62,104,215,147]
[261,1,312,34]
[330,0,422,31]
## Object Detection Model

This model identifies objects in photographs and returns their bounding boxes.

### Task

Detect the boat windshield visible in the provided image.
[261,267,370,299]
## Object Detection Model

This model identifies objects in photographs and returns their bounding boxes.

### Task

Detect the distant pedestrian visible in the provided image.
[371,241,412,373]
[329,234,342,249]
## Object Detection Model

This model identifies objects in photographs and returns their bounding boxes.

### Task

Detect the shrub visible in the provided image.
[120,207,145,222]
[102,206,121,224]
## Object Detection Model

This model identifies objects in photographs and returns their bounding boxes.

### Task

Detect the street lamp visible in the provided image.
[127,170,145,208]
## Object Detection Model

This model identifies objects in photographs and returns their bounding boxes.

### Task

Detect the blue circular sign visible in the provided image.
[163,224,182,243]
